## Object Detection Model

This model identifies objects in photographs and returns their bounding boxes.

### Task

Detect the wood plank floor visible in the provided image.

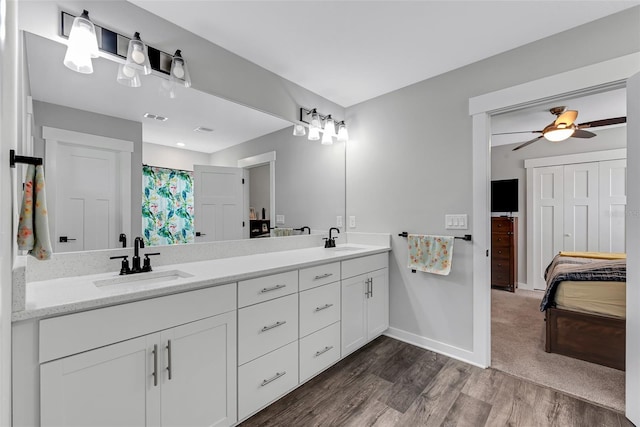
[239,336,632,427]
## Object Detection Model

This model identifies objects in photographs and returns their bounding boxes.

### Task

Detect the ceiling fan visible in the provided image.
[494,106,626,151]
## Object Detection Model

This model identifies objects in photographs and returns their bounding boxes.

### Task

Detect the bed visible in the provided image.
[540,252,626,371]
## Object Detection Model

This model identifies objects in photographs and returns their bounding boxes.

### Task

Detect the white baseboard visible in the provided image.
[384,327,487,369]
[517,281,533,290]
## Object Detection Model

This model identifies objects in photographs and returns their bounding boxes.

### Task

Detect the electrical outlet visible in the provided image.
[445,214,468,230]
[336,216,343,227]
[349,216,356,228]
[276,215,285,224]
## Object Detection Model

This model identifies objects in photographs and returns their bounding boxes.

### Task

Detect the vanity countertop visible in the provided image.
[12,244,390,322]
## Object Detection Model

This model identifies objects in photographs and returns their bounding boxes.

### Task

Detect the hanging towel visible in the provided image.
[17,164,53,260]
[272,228,293,237]
[408,234,454,275]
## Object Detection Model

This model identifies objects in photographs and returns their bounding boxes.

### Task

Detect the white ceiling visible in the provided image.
[25,32,292,154]
[129,0,639,108]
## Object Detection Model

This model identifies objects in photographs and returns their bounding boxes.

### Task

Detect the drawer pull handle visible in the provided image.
[166,340,172,380]
[152,344,158,387]
[315,303,334,312]
[260,284,286,293]
[261,371,287,387]
[261,321,287,332]
[315,346,334,357]
[313,273,333,280]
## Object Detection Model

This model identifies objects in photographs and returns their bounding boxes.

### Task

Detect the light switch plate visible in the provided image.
[276,215,285,224]
[349,216,356,228]
[336,216,343,227]
[445,214,468,230]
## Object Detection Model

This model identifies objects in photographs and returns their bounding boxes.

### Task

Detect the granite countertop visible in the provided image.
[13,244,390,322]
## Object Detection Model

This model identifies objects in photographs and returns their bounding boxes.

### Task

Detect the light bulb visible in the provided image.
[170,50,191,88]
[337,121,349,143]
[323,115,336,137]
[173,63,184,79]
[310,109,321,130]
[117,63,141,87]
[131,46,145,64]
[124,32,151,75]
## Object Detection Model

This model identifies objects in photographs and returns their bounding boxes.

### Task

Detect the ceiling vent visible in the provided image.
[143,112,168,122]
[194,126,214,133]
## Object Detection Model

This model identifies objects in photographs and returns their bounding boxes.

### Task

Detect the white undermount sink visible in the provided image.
[93,270,194,288]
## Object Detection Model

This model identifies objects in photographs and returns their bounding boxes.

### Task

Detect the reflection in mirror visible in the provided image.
[24,31,345,253]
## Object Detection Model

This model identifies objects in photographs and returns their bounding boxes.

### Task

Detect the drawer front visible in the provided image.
[238,270,298,308]
[238,294,299,365]
[299,322,341,383]
[492,218,514,232]
[238,340,299,421]
[299,282,341,337]
[299,262,340,292]
[492,245,512,259]
[491,234,511,249]
[341,253,388,279]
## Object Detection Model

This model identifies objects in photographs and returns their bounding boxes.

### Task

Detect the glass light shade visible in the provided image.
[308,127,320,141]
[293,124,306,136]
[116,63,141,87]
[310,109,321,130]
[124,32,151,75]
[337,121,349,143]
[544,127,574,142]
[159,78,177,99]
[323,115,336,137]
[321,131,334,145]
[170,50,192,88]
[63,10,99,73]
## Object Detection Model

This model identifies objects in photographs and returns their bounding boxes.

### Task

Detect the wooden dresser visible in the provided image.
[491,217,518,292]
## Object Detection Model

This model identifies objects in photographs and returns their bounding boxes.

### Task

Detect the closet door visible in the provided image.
[563,162,599,252]
[532,165,564,290]
[599,159,627,253]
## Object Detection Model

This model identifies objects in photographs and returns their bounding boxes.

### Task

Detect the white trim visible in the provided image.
[470,53,640,417]
[384,328,485,369]
[237,151,276,168]
[524,149,627,169]
[469,53,638,115]
[237,151,276,228]
[42,126,134,153]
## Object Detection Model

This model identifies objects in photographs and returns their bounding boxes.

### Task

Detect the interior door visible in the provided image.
[599,159,627,253]
[54,144,119,252]
[193,165,243,242]
[532,165,564,290]
[563,162,599,252]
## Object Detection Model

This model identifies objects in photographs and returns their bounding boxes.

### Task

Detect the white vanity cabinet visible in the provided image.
[341,253,389,357]
[38,284,238,427]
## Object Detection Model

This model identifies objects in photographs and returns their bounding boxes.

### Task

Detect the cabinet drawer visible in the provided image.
[299,262,340,291]
[238,340,298,421]
[491,235,511,248]
[299,322,341,383]
[238,271,298,308]
[299,282,341,337]
[341,253,388,279]
[238,294,298,365]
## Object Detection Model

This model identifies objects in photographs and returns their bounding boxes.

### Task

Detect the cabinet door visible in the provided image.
[367,268,389,338]
[341,274,367,356]
[40,334,157,427]
[161,312,237,427]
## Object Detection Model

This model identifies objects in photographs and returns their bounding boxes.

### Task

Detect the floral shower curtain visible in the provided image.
[142,165,195,246]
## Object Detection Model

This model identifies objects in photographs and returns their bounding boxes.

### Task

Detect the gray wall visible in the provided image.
[142,142,211,172]
[250,164,271,220]
[32,100,143,239]
[345,9,640,351]
[210,127,345,233]
[491,126,627,286]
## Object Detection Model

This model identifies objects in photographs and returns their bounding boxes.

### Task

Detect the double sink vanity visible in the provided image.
[11,235,390,426]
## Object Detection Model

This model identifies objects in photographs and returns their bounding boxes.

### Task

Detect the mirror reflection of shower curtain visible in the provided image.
[142,165,194,246]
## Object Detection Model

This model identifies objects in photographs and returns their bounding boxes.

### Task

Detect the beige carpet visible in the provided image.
[491,288,625,412]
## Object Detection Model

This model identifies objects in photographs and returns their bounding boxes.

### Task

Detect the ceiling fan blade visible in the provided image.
[578,117,626,128]
[512,135,544,151]
[572,129,596,139]
[555,110,578,126]
[492,130,542,136]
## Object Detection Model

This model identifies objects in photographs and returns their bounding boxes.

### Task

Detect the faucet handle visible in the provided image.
[142,252,160,272]
[110,255,130,275]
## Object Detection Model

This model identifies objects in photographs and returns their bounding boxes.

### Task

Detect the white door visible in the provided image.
[54,144,119,252]
[366,268,389,339]
[599,159,627,253]
[563,162,599,252]
[193,165,243,242]
[40,335,156,427]
[625,71,640,426]
[532,165,564,290]
[161,312,237,427]
[341,274,367,356]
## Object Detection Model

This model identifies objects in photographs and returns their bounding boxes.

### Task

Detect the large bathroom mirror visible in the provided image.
[23,32,346,252]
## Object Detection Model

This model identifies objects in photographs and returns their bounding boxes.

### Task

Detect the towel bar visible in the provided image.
[398,231,472,241]
[9,150,42,168]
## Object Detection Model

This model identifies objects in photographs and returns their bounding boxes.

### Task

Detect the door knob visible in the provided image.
[564,233,572,237]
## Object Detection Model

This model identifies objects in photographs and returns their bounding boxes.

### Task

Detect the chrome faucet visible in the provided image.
[324,227,340,248]
[132,237,145,272]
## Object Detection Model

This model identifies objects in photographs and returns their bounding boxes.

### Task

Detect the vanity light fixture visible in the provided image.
[308,127,321,141]
[116,64,142,87]
[336,121,349,143]
[293,124,306,136]
[170,50,191,88]
[63,9,99,74]
[323,115,336,138]
[310,109,322,130]
[321,130,334,145]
